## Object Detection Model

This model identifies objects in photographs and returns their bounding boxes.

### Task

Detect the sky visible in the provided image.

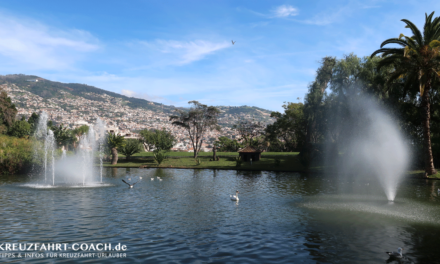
[0,0,439,112]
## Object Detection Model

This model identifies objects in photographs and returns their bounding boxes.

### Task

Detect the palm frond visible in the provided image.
[402,19,424,45]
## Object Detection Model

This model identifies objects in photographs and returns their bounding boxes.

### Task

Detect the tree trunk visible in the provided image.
[421,88,437,175]
[213,146,216,161]
[111,147,118,165]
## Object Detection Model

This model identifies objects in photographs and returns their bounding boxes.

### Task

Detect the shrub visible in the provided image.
[153,150,167,165]
[119,139,141,159]
[0,135,33,174]
[195,158,201,165]
[274,159,281,166]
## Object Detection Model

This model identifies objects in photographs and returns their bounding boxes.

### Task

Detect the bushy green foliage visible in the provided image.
[214,136,242,152]
[266,103,306,152]
[0,135,33,174]
[139,128,176,151]
[8,120,31,138]
[119,139,141,159]
[153,150,167,165]
[0,89,17,134]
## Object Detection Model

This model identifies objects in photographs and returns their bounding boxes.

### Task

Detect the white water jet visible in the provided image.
[328,96,409,201]
[94,118,107,183]
[32,112,107,187]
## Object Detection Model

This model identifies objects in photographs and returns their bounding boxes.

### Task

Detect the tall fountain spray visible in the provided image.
[95,118,107,183]
[328,96,409,201]
[32,112,108,187]
[34,112,56,185]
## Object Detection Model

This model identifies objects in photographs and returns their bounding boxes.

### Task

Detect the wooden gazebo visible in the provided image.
[238,146,262,162]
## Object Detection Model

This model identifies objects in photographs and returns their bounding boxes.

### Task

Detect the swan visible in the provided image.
[386,247,403,258]
[151,178,154,181]
[230,191,239,201]
[122,179,139,189]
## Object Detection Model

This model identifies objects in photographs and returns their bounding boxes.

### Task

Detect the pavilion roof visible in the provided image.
[238,146,262,153]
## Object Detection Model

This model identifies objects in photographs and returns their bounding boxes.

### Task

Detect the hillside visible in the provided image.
[0,74,274,125]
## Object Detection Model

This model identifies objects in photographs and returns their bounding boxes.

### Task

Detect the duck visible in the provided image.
[230,191,239,201]
[122,179,139,189]
[386,247,403,259]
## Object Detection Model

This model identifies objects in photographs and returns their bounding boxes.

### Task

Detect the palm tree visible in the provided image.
[119,139,141,160]
[371,12,440,175]
[106,132,125,165]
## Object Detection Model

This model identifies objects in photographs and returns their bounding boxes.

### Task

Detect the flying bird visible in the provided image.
[122,179,139,189]
[231,40,236,45]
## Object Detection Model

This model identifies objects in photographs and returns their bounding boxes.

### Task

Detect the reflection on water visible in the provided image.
[0,169,439,263]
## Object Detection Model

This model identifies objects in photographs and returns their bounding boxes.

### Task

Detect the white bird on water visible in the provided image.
[122,179,139,189]
[230,191,239,201]
[386,247,403,259]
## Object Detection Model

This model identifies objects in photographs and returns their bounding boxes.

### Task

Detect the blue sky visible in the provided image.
[0,0,439,111]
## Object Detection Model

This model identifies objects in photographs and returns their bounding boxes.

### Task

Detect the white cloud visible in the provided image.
[0,14,99,71]
[272,5,298,18]
[139,39,230,65]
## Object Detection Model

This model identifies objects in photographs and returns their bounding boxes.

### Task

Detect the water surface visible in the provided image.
[1,168,439,263]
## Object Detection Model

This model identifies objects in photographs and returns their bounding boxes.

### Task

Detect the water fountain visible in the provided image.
[326,95,409,201]
[30,112,109,187]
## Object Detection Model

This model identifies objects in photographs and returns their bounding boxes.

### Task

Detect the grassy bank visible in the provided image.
[119,151,299,158]
[103,154,307,172]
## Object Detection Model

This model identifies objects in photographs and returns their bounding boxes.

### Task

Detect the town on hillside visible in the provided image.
[1,83,274,152]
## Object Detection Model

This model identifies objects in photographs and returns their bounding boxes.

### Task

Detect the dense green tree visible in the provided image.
[233,120,265,146]
[8,120,31,138]
[27,112,39,135]
[119,139,141,160]
[0,89,17,134]
[170,101,220,158]
[153,128,176,151]
[214,136,242,152]
[51,124,75,150]
[266,102,307,152]
[139,128,176,151]
[106,132,126,165]
[139,129,155,151]
[371,12,440,175]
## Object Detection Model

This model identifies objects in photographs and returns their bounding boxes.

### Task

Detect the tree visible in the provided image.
[371,12,440,175]
[139,129,155,151]
[51,124,74,150]
[119,139,141,160]
[139,128,176,151]
[214,136,242,152]
[27,112,39,135]
[8,120,31,138]
[266,102,307,152]
[233,120,264,146]
[154,128,176,151]
[170,101,220,158]
[106,132,126,165]
[0,89,17,134]
[72,125,90,149]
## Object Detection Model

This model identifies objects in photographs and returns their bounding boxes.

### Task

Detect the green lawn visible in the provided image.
[120,151,299,158]
[103,155,306,172]
[408,170,440,179]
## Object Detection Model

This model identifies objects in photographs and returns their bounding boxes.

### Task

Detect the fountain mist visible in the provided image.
[327,96,409,201]
[33,112,107,186]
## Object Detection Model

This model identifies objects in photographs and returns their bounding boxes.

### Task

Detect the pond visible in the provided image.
[0,168,439,263]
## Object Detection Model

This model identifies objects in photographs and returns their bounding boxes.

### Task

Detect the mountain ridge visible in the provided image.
[0,74,274,118]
